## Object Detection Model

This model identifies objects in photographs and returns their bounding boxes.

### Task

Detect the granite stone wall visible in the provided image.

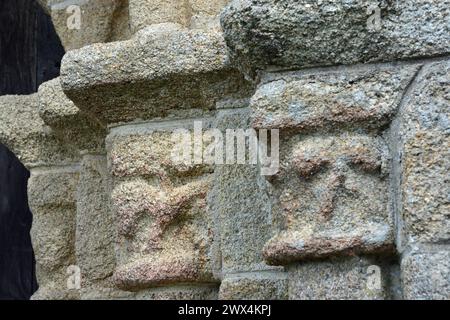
[1,0,448,300]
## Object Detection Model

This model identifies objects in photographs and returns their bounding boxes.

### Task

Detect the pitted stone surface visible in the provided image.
[0,95,78,167]
[219,273,288,300]
[60,27,251,125]
[401,248,450,300]
[134,285,219,300]
[211,108,279,273]
[75,155,126,299]
[129,0,190,32]
[288,256,394,300]
[263,132,394,265]
[399,61,450,245]
[107,126,218,290]
[189,0,231,30]
[23,0,450,301]
[38,78,106,153]
[29,169,79,300]
[129,0,230,32]
[221,0,450,77]
[44,0,130,51]
[251,65,420,132]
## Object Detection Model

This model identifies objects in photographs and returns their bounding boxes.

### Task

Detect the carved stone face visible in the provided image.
[263,132,393,265]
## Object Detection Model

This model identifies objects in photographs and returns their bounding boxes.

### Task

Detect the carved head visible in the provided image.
[263,132,392,265]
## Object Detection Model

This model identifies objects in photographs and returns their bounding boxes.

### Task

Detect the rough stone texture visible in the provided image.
[221,0,450,77]
[211,107,288,298]
[107,123,219,291]
[189,0,231,30]
[219,272,287,300]
[29,168,79,300]
[44,0,131,51]
[129,0,230,32]
[251,65,420,132]
[288,256,394,300]
[401,247,450,300]
[60,26,251,125]
[18,0,449,300]
[263,132,394,265]
[211,108,277,273]
[129,0,190,32]
[38,78,106,153]
[399,61,450,246]
[0,94,78,167]
[75,155,129,299]
[135,285,219,300]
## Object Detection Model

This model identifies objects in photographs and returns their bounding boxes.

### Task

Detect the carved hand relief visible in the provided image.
[263,132,394,265]
[108,131,216,290]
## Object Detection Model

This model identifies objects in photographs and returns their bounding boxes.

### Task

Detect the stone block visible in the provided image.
[262,132,394,265]
[0,94,78,167]
[60,27,251,125]
[219,272,287,300]
[75,155,124,299]
[107,122,219,290]
[221,0,449,77]
[38,78,106,153]
[134,285,219,300]
[288,256,394,300]
[29,168,79,300]
[189,0,230,30]
[47,0,130,51]
[211,108,278,273]
[401,247,450,300]
[129,0,190,32]
[251,65,420,132]
[399,61,450,246]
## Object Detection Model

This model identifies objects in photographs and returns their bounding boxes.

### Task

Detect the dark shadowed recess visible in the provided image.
[0,0,65,299]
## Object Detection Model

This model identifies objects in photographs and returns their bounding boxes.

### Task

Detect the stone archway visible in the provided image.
[0,0,64,299]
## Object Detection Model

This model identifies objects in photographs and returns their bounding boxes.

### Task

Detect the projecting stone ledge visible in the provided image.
[113,256,218,291]
[38,78,106,153]
[221,0,450,77]
[60,24,252,125]
[0,94,78,167]
[250,65,420,132]
[263,227,395,266]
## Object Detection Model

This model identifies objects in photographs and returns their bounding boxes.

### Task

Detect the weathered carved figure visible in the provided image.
[109,130,217,291]
[263,132,393,265]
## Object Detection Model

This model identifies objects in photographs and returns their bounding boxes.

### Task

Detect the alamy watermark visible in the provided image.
[67,265,81,290]
[367,0,401,32]
[367,265,382,291]
[367,4,382,31]
[66,5,81,30]
[170,121,279,176]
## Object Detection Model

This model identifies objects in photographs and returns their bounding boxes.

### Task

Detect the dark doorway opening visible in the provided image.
[0,145,38,300]
[0,0,65,299]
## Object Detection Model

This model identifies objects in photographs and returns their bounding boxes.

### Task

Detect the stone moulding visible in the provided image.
[60,25,251,125]
[263,229,395,266]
